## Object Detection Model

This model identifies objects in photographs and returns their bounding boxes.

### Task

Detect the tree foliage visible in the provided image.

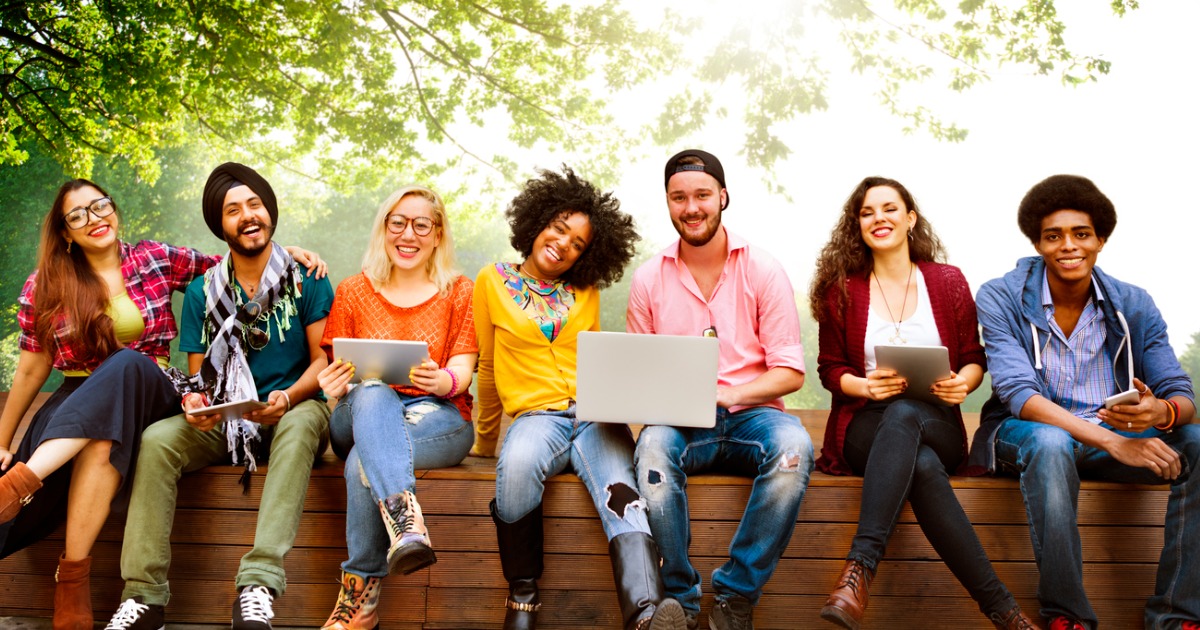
[1,1,1135,186]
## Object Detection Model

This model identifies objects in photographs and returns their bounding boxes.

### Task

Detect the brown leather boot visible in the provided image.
[0,461,42,522]
[820,559,874,630]
[52,554,92,630]
[991,604,1043,630]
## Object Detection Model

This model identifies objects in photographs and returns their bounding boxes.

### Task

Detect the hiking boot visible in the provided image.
[232,585,274,630]
[104,597,164,630]
[321,571,382,630]
[708,595,754,630]
[820,559,874,630]
[991,604,1043,630]
[0,461,42,522]
[380,490,437,575]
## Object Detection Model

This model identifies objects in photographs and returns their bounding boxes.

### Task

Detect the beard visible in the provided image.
[225,219,274,257]
[674,212,721,247]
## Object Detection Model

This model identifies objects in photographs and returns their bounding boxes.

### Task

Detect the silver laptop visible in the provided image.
[576,331,719,428]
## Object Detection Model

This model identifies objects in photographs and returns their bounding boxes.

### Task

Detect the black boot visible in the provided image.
[492,499,543,630]
[609,532,688,630]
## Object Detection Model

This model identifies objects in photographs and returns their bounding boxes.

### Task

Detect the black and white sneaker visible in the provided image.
[232,585,275,630]
[104,597,165,630]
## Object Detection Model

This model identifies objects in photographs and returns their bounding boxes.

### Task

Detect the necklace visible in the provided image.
[873,263,913,345]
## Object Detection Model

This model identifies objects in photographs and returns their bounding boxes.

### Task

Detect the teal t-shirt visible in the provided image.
[180,269,334,400]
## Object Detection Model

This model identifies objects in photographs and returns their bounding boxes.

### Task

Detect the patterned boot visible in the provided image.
[321,571,382,630]
[380,490,436,575]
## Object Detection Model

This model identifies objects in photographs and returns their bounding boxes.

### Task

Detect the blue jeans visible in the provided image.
[845,400,1013,617]
[330,382,474,578]
[493,407,650,538]
[995,419,1200,628]
[634,406,813,614]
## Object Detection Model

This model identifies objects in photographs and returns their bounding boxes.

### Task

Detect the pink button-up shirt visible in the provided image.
[626,229,805,412]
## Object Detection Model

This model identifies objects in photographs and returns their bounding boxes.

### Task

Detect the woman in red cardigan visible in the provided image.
[809,177,1037,630]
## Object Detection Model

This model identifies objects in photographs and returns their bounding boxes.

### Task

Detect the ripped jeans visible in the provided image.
[635,406,813,614]
[330,382,474,577]
[493,406,650,537]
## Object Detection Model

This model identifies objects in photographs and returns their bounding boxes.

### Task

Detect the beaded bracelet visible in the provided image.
[441,367,459,398]
[1154,398,1178,432]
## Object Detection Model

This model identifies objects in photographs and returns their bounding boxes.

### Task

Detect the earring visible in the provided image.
[66,241,72,253]
[907,230,914,241]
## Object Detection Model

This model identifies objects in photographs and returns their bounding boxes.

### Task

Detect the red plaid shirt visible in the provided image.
[18,240,221,372]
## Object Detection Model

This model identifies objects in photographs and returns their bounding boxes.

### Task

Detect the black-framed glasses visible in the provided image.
[386,215,435,236]
[64,197,115,230]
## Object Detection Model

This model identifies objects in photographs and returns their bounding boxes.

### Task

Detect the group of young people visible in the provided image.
[0,150,1193,630]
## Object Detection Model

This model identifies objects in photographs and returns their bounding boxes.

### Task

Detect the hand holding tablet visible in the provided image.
[873,345,955,407]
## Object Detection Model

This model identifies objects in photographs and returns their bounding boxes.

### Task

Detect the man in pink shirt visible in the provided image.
[630,149,813,630]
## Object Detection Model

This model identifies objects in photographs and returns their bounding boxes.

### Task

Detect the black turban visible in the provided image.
[202,162,278,240]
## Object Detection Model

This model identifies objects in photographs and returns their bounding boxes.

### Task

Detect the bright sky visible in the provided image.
[567,1,1198,350]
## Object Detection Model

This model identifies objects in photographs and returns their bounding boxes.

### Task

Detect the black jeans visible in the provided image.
[843,399,1014,617]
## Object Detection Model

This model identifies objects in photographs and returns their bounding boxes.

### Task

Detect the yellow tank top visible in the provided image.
[62,292,168,376]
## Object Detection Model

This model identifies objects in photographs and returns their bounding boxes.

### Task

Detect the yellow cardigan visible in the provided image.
[472,263,600,456]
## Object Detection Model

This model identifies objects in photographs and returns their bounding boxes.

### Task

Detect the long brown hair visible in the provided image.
[808,177,947,323]
[32,179,122,365]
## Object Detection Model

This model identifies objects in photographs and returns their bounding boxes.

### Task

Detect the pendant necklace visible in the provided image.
[873,262,913,345]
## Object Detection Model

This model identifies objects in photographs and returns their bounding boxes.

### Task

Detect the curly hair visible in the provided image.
[809,176,947,323]
[506,166,639,289]
[1017,174,1116,244]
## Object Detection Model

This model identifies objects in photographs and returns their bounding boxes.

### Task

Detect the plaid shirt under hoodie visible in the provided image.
[17,240,221,372]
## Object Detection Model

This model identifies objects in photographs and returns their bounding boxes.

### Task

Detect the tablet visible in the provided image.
[873,344,954,407]
[192,399,269,421]
[331,338,429,386]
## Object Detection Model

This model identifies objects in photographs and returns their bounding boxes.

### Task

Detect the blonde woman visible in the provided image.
[317,186,477,629]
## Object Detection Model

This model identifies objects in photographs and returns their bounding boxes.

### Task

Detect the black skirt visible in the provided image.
[0,348,181,557]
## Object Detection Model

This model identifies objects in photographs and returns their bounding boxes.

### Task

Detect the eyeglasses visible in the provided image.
[64,197,115,230]
[386,215,435,236]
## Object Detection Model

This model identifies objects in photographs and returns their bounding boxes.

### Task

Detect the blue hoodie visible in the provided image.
[967,256,1195,472]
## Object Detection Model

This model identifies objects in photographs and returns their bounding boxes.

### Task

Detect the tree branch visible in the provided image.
[0,25,81,68]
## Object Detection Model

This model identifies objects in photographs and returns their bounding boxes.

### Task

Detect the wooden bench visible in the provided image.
[0,395,1170,628]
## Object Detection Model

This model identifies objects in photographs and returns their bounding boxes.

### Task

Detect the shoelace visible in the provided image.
[326,578,366,623]
[838,564,869,595]
[105,599,148,630]
[238,586,275,623]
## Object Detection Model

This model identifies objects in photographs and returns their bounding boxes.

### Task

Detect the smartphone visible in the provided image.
[1103,389,1140,410]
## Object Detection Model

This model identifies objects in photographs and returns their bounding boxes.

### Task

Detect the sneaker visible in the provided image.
[380,490,436,575]
[1047,618,1087,630]
[104,598,164,630]
[708,595,754,630]
[322,571,382,630]
[1181,622,1200,630]
[232,585,275,630]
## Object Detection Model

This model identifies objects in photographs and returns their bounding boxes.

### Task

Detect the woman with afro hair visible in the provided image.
[473,166,687,630]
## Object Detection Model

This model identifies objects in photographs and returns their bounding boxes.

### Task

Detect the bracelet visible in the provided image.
[440,368,459,399]
[274,390,292,412]
[182,392,209,408]
[1154,398,1177,432]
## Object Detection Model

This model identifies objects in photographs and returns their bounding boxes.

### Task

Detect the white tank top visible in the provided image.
[864,268,942,371]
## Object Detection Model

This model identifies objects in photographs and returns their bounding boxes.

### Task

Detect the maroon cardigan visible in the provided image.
[814,261,987,476]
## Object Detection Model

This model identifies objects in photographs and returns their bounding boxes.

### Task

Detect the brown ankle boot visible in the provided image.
[991,604,1044,630]
[53,554,92,630]
[0,461,42,522]
[820,559,874,630]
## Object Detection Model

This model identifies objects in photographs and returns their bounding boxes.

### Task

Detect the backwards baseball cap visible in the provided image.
[202,162,278,240]
[663,149,729,209]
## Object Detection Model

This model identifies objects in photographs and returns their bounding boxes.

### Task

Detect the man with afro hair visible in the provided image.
[969,174,1199,629]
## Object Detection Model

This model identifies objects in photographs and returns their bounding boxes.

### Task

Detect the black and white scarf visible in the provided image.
[169,242,302,471]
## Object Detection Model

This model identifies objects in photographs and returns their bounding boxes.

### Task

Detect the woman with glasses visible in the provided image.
[316,186,478,630]
[474,167,686,630]
[809,177,1036,630]
[0,179,322,629]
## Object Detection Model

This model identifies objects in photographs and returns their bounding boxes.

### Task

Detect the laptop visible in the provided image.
[575,331,719,428]
[331,338,429,386]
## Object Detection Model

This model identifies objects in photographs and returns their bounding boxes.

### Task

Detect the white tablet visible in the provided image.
[192,399,269,421]
[331,338,429,386]
[873,344,954,407]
